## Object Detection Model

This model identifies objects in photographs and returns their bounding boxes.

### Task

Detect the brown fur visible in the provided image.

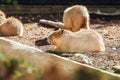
[48,29,64,45]
[48,29,105,52]
[63,5,90,32]
[0,17,24,37]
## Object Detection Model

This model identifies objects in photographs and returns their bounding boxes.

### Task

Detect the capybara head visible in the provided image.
[48,29,64,45]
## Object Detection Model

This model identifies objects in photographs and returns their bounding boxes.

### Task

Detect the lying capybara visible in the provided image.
[0,17,24,37]
[48,29,105,52]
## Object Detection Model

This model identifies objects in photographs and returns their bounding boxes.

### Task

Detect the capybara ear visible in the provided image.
[55,29,64,37]
[60,29,64,34]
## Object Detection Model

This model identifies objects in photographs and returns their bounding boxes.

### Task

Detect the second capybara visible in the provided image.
[0,17,24,37]
[63,5,90,32]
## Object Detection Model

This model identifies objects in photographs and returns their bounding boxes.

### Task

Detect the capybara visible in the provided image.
[48,29,105,52]
[63,5,90,32]
[0,17,24,37]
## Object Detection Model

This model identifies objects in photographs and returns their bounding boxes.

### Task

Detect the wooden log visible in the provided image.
[38,19,64,30]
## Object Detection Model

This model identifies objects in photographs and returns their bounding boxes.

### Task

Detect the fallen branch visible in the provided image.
[38,19,64,30]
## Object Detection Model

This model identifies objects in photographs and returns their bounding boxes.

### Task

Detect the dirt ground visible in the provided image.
[5,14,120,73]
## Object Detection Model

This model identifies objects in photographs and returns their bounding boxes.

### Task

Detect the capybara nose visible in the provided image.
[35,38,51,46]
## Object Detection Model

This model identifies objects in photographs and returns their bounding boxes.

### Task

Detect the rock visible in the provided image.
[72,53,93,65]
[112,47,117,50]
[112,65,120,74]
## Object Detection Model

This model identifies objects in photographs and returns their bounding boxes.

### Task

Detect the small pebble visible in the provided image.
[112,47,117,50]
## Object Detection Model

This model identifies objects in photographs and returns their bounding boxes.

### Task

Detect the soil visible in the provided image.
[5,14,120,73]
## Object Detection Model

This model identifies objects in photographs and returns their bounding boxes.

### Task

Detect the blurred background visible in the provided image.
[0,0,120,5]
[0,0,120,23]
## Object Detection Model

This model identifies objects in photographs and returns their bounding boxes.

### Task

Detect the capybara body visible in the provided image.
[48,29,105,52]
[63,5,90,32]
[0,17,24,37]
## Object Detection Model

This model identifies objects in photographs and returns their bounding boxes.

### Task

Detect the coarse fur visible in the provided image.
[63,5,90,32]
[48,29,105,52]
[0,10,6,24]
[0,17,24,37]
